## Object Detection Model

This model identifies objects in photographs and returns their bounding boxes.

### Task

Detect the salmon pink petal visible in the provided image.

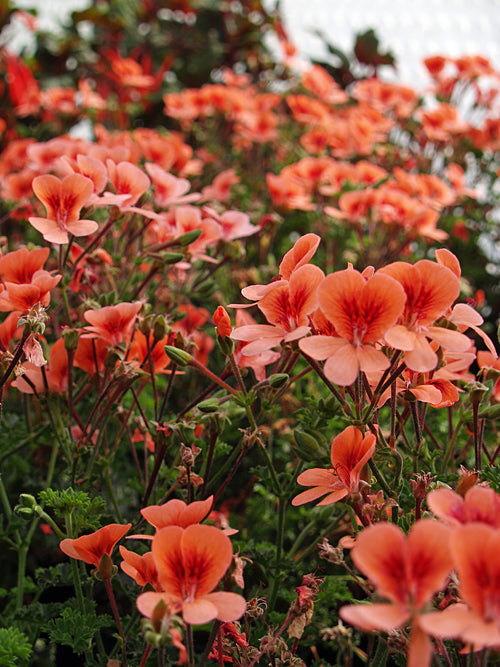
[356,345,390,374]
[240,334,284,356]
[324,344,359,386]
[278,233,320,280]
[67,219,99,237]
[202,592,246,622]
[340,602,409,632]
[404,335,438,372]
[426,488,464,526]
[288,264,324,322]
[419,604,472,638]
[296,468,335,486]
[410,384,443,404]
[451,524,500,616]
[283,326,310,343]
[384,325,416,351]
[291,486,333,506]
[141,499,186,528]
[435,248,461,277]
[181,524,233,596]
[351,523,407,604]
[179,496,213,527]
[463,486,500,526]
[358,273,406,343]
[182,598,218,625]
[450,303,483,327]
[240,281,286,302]
[299,335,345,360]
[317,488,349,505]
[137,591,176,618]
[460,617,500,648]
[151,526,184,596]
[427,326,471,352]
[32,174,60,216]
[29,217,69,244]
[61,174,94,216]
[231,324,281,342]
[317,269,365,339]
[406,520,452,608]
[408,622,433,667]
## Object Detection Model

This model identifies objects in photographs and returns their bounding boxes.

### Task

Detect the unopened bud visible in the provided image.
[268,373,289,389]
[62,328,79,351]
[153,316,167,342]
[293,430,323,462]
[18,493,37,508]
[164,346,192,367]
[14,505,35,520]
[97,553,114,580]
[197,398,220,414]
[177,229,202,247]
[162,252,185,265]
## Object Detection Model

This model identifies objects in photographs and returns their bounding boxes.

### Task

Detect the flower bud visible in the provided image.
[97,553,114,580]
[18,493,37,508]
[62,328,79,351]
[197,398,220,413]
[162,252,185,265]
[164,346,192,367]
[213,307,232,339]
[153,316,167,342]
[293,430,323,462]
[177,229,202,246]
[14,505,35,520]
[268,373,289,389]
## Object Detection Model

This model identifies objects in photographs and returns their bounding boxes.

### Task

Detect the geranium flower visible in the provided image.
[419,524,500,650]
[82,301,142,347]
[292,426,376,506]
[13,337,68,394]
[340,520,453,667]
[136,524,246,625]
[29,174,98,244]
[299,267,406,386]
[380,260,471,372]
[141,496,213,530]
[231,263,324,355]
[427,485,500,528]
[119,546,159,590]
[60,523,131,569]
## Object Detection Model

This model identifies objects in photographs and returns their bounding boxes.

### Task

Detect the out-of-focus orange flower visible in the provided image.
[427,486,500,528]
[5,52,41,116]
[29,174,97,244]
[340,520,453,667]
[0,247,61,312]
[419,523,500,649]
[60,523,131,571]
[136,524,246,625]
[83,302,142,347]
[292,426,376,506]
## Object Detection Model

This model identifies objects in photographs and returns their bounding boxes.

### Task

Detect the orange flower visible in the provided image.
[29,174,97,244]
[0,247,61,312]
[83,301,142,347]
[427,486,500,528]
[381,260,471,373]
[119,546,159,590]
[136,524,246,625]
[292,426,376,506]
[299,268,406,386]
[340,520,453,667]
[141,496,213,530]
[231,263,324,355]
[60,523,131,570]
[419,524,500,649]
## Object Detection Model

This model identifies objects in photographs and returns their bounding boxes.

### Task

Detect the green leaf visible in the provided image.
[47,599,112,655]
[0,627,32,667]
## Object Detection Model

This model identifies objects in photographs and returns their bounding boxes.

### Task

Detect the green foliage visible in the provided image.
[46,599,112,656]
[38,488,106,531]
[0,627,32,667]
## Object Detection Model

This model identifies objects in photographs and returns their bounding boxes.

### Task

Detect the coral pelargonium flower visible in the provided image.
[141,496,213,531]
[299,268,406,386]
[83,301,142,347]
[340,520,453,667]
[427,486,500,528]
[29,174,98,244]
[231,263,324,355]
[292,426,376,506]
[380,260,471,372]
[419,524,500,649]
[136,524,246,625]
[60,523,131,569]
[119,546,159,590]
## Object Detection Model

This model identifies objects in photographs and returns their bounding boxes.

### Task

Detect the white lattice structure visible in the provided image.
[6,0,500,88]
